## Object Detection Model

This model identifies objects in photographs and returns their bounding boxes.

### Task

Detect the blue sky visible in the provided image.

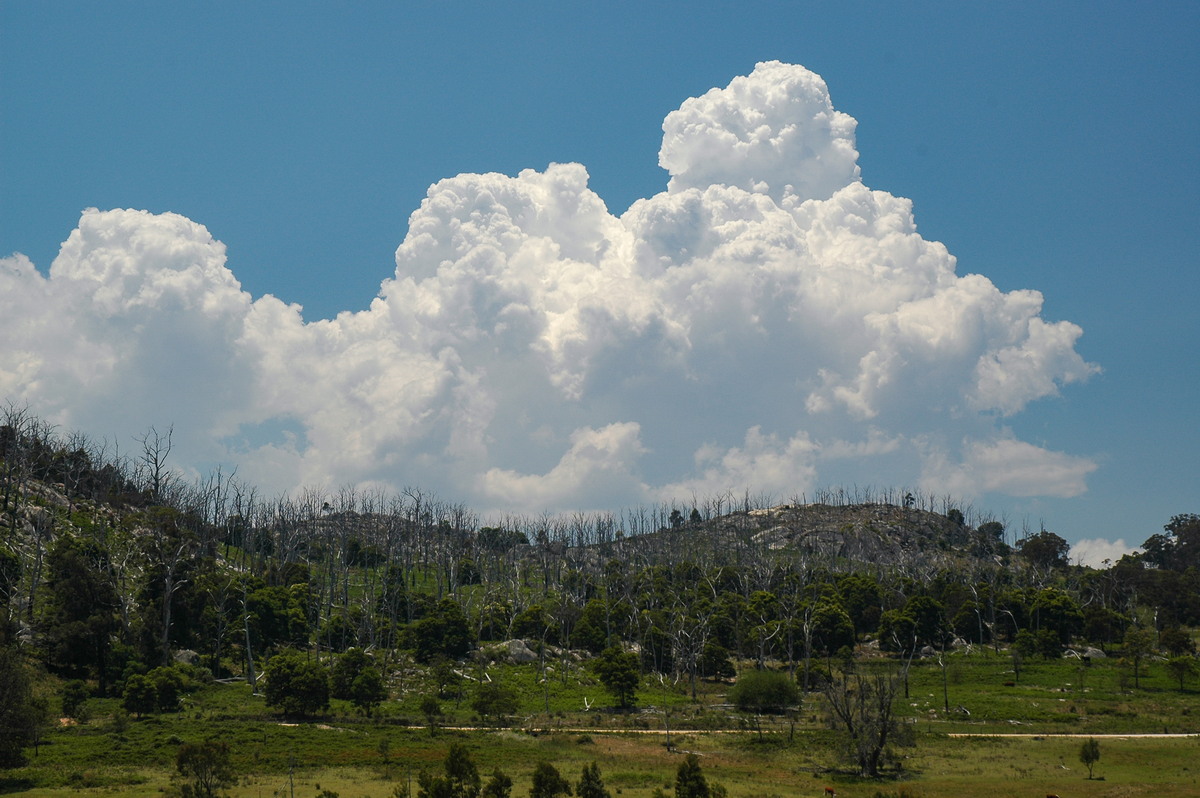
[2,2,1197,562]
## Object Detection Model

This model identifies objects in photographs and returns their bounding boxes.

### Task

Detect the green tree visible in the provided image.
[350,667,388,716]
[0,647,38,768]
[42,537,120,695]
[729,668,799,739]
[1166,655,1199,691]
[838,574,883,636]
[570,599,609,654]
[698,641,735,679]
[447,743,481,798]
[1016,530,1070,570]
[245,582,310,654]
[148,664,188,712]
[808,602,856,657]
[1030,588,1084,646]
[1079,737,1100,779]
[175,740,235,798]
[591,646,639,709]
[576,763,610,798]
[1160,627,1195,656]
[263,649,329,717]
[411,599,475,663]
[122,673,158,718]
[1122,627,1155,689]
[530,761,572,798]
[482,769,513,798]
[418,743,481,798]
[61,679,90,720]
[421,695,443,732]
[674,754,708,798]
[471,680,519,724]
[331,647,372,699]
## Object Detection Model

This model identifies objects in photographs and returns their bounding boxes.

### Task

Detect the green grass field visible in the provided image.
[5,648,1200,797]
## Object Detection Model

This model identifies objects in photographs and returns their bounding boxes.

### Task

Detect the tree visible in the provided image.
[418,743,481,798]
[148,664,188,712]
[331,647,372,699]
[569,599,610,654]
[1159,627,1195,656]
[411,599,475,663]
[42,536,120,695]
[530,761,572,798]
[1141,514,1200,571]
[61,679,90,720]
[1030,588,1084,646]
[420,695,443,732]
[729,669,799,740]
[1016,531,1070,570]
[0,647,38,768]
[1079,737,1100,779]
[698,641,735,679]
[482,769,513,798]
[576,763,610,798]
[122,673,158,718]
[674,754,708,798]
[1122,627,1155,689]
[263,649,329,717]
[823,673,902,778]
[471,680,519,724]
[175,740,235,798]
[1166,655,1199,691]
[591,646,639,709]
[350,667,388,716]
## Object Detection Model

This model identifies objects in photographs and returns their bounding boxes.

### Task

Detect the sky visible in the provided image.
[2,3,1197,566]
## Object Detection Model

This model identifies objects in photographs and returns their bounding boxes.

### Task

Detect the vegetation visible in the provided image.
[1079,736,1101,779]
[1,405,1200,796]
[175,740,235,798]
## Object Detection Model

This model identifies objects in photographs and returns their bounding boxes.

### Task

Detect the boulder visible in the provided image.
[504,639,539,664]
[173,649,200,666]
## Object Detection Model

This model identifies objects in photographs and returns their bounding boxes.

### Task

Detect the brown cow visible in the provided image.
[823,789,836,798]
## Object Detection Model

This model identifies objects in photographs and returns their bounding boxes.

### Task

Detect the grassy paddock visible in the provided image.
[6,648,1200,797]
[6,730,1200,797]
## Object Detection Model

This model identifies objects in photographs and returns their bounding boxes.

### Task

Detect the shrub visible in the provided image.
[263,649,329,717]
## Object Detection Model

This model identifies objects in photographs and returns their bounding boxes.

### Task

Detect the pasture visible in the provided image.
[5,647,1200,797]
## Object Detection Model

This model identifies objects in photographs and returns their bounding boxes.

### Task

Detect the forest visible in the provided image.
[2,403,1199,797]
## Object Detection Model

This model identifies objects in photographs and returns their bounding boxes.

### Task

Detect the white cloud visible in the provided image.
[0,62,1099,515]
[919,436,1098,499]
[655,427,819,502]
[661,60,860,203]
[1071,538,1138,568]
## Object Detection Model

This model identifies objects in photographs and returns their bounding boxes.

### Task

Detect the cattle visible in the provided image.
[823,788,836,797]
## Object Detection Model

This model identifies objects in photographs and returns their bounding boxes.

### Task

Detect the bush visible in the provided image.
[62,679,90,720]
[729,669,799,714]
[175,740,235,798]
[471,680,519,723]
[592,647,640,709]
[263,649,329,717]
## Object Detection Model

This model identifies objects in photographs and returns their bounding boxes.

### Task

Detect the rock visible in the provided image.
[174,649,200,666]
[1084,647,1107,659]
[503,639,539,664]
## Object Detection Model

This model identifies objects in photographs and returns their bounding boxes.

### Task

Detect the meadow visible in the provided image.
[5,646,1199,798]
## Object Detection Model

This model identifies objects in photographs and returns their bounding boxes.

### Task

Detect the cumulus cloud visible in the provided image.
[0,61,1099,514]
[1071,538,1138,569]
[918,436,1098,499]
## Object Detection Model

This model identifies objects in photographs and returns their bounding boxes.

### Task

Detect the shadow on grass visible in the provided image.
[0,776,36,795]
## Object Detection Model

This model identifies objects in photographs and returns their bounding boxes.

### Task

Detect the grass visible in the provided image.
[6,648,1200,796]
